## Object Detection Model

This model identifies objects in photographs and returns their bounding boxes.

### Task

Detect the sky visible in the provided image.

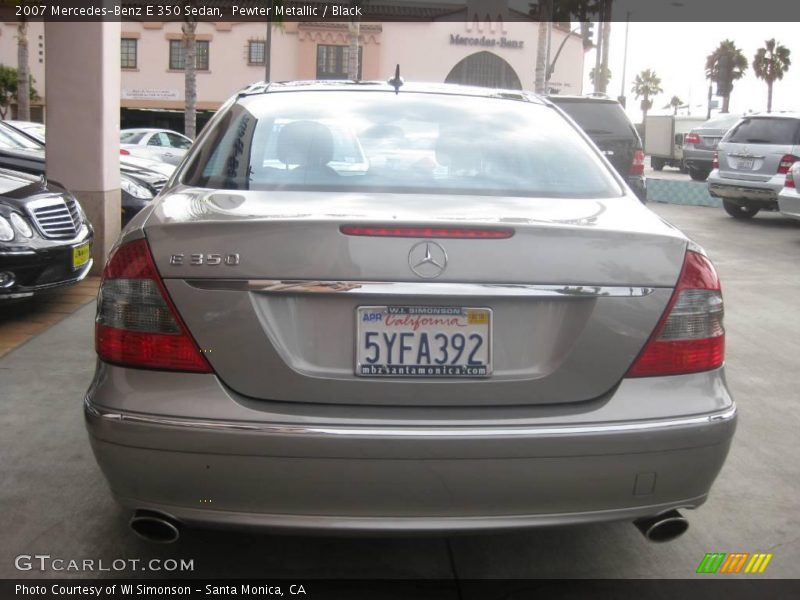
[583,22,800,123]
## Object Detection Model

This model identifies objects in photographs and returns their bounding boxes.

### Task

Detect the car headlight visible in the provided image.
[10,213,33,238]
[120,177,154,200]
[0,216,15,242]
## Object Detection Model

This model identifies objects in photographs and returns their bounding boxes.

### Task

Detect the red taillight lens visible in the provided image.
[786,171,796,188]
[95,239,212,373]
[778,154,798,175]
[684,133,701,145]
[340,226,514,239]
[712,152,719,169]
[120,148,130,156]
[629,150,645,176]
[626,250,724,378]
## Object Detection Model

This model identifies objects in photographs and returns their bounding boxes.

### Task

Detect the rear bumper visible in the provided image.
[683,148,714,169]
[707,176,780,208]
[778,191,800,220]
[85,365,737,533]
[627,175,647,201]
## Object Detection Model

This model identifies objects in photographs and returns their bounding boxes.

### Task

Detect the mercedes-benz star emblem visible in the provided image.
[408,241,448,279]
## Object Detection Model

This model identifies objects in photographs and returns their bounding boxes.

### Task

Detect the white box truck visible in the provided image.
[645,115,706,171]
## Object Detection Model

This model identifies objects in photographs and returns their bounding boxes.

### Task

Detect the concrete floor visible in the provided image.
[1,204,798,580]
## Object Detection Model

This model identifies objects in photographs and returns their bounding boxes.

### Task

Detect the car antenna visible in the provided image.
[388,64,403,94]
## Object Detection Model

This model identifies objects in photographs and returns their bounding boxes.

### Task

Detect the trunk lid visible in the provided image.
[145,188,686,407]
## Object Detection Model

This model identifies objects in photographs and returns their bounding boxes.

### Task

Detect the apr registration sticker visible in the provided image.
[355,306,492,378]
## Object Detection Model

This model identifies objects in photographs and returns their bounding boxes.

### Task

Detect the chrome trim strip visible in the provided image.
[85,397,736,438]
[183,279,657,298]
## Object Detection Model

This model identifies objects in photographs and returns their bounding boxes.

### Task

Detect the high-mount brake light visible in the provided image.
[95,239,212,373]
[627,250,724,377]
[340,226,514,239]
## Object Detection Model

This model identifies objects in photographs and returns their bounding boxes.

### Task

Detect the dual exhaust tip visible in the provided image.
[129,508,688,544]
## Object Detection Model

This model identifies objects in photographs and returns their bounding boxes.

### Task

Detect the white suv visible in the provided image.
[707,113,800,219]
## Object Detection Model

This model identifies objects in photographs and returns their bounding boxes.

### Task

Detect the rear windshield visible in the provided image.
[549,100,635,138]
[183,91,622,198]
[725,117,800,145]
[120,131,146,143]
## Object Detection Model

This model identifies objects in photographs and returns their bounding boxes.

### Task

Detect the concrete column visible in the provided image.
[45,21,121,272]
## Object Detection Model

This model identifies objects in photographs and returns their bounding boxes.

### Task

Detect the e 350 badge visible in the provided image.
[170,253,240,266]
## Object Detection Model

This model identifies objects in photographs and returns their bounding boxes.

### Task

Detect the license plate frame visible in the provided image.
[71,243,90,270]
[355,306,492,379]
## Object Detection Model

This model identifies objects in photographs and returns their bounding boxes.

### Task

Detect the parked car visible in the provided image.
[85,81,735,544]
[0,121,173,225]
[708,112,800,218]
[0,167,93,300]
[4,119,46,144]
[548,95,646,201]
[682,113,742,182]
[777,160,800,220]
[120,128,193,165]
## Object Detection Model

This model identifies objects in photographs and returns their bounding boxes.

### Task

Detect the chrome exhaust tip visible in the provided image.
[634,509,689,543]
[129,510,181,544]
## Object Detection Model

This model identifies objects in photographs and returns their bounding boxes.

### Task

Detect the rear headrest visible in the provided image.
[276,120,334,167]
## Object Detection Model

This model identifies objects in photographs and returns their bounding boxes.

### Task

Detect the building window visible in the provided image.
[248,40,266,65]
[121,38,137,69]
[169,39,210,71]
[316,45,362,80]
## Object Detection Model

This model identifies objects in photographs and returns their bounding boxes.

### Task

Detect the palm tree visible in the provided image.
[589,66,611,90]
[346,0,364,80]
[632,69,662,138]
[666,95,683,115]
[16,18,30,121]
[534,1,551,93]
[180,0,198,139]
[705,40,748,113]
[752,39,791,113]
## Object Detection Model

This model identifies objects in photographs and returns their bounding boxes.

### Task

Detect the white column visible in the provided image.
[45,21,121,271]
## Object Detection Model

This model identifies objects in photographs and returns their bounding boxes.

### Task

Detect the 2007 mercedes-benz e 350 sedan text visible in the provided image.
[84,81,736,544]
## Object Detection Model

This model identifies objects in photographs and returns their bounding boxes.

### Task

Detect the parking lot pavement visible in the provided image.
[1,204,798,580]
[0,277,100,358]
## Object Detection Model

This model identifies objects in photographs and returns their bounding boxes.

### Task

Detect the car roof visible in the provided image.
[238,80,547,105]
[121,128,185,135]
[546,94,620,105]
[741,111,800,120]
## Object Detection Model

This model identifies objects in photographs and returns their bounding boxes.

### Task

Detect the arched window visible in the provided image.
[445,52,522,90]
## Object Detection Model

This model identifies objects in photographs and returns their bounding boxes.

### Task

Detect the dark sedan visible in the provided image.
[0,121,171,225]
[0,168,93,300]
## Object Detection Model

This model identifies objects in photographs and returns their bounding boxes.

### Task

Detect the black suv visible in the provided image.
[548,95,646,201]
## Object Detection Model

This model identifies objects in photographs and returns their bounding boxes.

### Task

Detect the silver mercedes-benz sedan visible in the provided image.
[85,81,736,544]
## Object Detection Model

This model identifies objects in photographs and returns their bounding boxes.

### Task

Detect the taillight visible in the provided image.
[629,150,645,176]
[786,170,796,189]
[712,152,719,169]
[340,226,514,239]
[120,148,130,156]
[627,250,724,378]
[777,154,798,175]
[684,133,701,146]
[95,238,212,373]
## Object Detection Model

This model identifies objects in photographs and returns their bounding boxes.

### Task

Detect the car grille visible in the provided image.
[28,197,81,239]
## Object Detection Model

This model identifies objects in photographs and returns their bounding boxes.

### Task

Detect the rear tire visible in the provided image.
[651,157,665,171]
[689,167,711,182]
[723,200,760,219]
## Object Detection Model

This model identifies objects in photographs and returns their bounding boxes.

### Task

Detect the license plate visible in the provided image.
[71,243,90,270]
[356,306,491,378]
[736,158,755,170]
